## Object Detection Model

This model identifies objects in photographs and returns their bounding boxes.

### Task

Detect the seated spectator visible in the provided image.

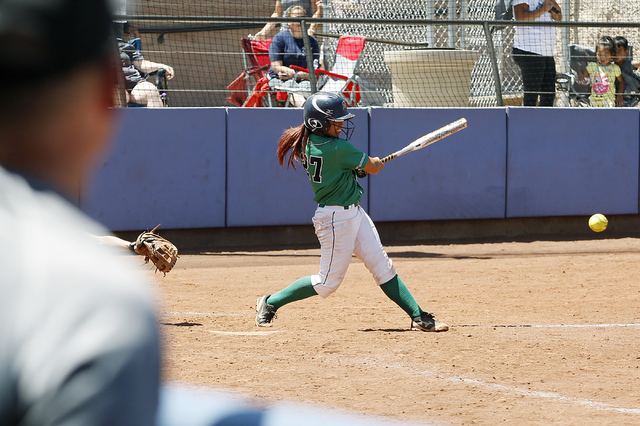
[116,23,175,107]
[267,5,320,106]
[578,36,624,107]
[613,36,640,107]
[254,0,323,41]
[123,21,142,51]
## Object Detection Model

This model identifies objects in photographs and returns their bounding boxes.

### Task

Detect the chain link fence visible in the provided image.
[115,0,640,108]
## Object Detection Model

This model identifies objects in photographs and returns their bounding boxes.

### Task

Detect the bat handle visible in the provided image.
[381,154,396,163]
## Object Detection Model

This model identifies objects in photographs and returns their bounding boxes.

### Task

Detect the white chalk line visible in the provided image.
[166,311,280,335]
[253,351,640,416]
[356,354,640,415]
[344,359,640,415]
[166,313,640,328]
[455,323,640,329]
[426,323,640,413]
[445,377,640,415]
[208,330,281,336]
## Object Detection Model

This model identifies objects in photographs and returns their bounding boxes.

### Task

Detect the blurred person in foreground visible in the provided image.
[0,0,161,424]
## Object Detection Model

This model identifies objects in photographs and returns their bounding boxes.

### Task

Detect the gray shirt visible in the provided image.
[0,167,161,425]
[618,58,640,93]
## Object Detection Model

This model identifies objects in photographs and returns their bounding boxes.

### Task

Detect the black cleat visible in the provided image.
[411,312,449,332]
[255,295,278,327]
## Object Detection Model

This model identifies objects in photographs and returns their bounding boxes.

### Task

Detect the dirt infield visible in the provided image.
[149,235,640,426]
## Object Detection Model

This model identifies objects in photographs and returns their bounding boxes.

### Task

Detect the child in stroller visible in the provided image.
[555,44,595,107]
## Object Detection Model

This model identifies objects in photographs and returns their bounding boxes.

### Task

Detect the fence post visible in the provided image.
[559,0,570,106]
[459,0,467,49]
[447,0,456,48]
[483,21,503,106]
[427,0,434,48]
[301,19,318,93]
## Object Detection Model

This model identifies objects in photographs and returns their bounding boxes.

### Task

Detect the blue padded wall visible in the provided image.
[369,108,507,221]
[82,107,640,232]
[506,107,639,218]
[226,107,370,227]
[81,108,226,231]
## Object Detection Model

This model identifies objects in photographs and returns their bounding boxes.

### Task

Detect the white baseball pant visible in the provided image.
[310,204,397,298]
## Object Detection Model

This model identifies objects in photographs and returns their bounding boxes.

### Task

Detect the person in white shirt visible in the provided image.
[511,0,562,106]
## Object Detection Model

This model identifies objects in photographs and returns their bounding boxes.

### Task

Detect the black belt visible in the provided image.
[318,202,360,209]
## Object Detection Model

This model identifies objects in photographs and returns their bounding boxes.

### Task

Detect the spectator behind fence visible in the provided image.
[578,36,624,107]
[0,0,162,424]
[613,36,640,107]
[511,0,562,106]
[116,23,175,107]
[268,5,321,106]
[254,0,323,41]
[123,21,143,51]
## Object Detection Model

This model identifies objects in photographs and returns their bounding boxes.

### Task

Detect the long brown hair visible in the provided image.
[277,124,311,169]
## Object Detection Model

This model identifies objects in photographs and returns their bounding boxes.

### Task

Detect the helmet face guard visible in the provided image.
[327,117,355,140]
[303,92,356,140]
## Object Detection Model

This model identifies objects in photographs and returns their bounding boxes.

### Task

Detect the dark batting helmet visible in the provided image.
[303,92,355,140]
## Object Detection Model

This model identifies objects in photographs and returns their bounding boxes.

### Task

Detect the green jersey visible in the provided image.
[302,133,368,206]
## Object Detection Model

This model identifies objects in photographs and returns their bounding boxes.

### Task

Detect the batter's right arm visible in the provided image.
[363,156,384,174]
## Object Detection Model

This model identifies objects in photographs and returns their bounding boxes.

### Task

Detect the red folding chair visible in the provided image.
[242,37,272,69]
[226,38,282,107]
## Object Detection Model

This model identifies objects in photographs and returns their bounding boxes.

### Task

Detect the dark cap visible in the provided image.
[0,0,115,82]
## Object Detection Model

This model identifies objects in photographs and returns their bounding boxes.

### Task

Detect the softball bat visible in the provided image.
[381,118,468,163]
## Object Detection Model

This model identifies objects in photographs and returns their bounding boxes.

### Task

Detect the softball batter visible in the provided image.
[256,92,448,332]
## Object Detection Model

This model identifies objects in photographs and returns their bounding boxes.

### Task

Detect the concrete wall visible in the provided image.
[81,107,640,232]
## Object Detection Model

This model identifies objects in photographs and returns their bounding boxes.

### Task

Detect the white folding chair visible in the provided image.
[318,35,367,106]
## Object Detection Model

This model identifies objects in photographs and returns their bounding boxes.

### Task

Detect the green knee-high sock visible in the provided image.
[267,276,318,309]
[380,275,422,318]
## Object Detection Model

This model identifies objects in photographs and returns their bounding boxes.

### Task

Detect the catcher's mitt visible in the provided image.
[129,224,178,275]
[355,168,368,178]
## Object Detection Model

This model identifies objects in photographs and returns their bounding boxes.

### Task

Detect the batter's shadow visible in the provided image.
[161,322,203,327]
[385,250,490,260]
[359,328,416,333]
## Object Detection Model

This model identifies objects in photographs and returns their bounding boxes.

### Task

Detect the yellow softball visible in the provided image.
[588,214,608,232]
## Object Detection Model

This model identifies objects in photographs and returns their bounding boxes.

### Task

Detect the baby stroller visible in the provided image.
[555,44,594,107]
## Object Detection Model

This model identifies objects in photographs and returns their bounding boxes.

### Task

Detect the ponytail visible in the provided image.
[277,124,311,169]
